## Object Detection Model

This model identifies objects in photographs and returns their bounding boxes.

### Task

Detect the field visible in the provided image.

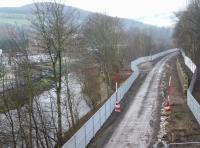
[0,12,30,25]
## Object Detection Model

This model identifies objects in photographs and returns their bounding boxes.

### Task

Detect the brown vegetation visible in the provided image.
[173,0,200,102]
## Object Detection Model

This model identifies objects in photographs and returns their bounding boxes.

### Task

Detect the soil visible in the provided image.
[154,53,200,148]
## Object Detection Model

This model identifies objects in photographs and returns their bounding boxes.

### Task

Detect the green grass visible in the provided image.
[0,12,31,25]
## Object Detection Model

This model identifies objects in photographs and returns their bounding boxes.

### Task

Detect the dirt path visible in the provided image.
[88,53,177,148]
[155,54,200,148]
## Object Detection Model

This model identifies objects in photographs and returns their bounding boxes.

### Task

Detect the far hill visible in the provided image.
[0,3,173,49]
[0,3,90,26]
[0,3,159,29]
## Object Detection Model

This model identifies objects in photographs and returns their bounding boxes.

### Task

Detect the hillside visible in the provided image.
[0,3,173,51]
[0,3,158,29]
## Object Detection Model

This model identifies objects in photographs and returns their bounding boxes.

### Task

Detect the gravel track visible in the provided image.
[88,53,177,148]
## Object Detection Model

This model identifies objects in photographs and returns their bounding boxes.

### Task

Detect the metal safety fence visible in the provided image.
[181,50,200,124]
[62,48,179,148]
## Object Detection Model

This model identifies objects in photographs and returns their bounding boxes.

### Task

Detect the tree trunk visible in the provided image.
[66,76,75,129]
[194,48,200,100]
[57,51,63,147]
[16,108,25,148]
[28,101,33,148]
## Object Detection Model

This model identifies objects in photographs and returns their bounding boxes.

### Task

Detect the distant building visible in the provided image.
[0,49,2,55]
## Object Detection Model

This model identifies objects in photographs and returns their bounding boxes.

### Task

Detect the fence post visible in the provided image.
[92,116,95,137]
[74,134,77,148]
[110,98,111,114]
[84,125,87,147]
[99,110,101,126]
[105,103,106,119]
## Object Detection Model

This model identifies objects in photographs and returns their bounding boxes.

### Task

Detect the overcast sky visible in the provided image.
[0,0,188,27]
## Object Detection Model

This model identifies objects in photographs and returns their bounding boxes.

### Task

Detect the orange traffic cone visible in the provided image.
[115,82,121,112]
[164,76,172,112]
[164,100,171,112]
[115,102,121,112]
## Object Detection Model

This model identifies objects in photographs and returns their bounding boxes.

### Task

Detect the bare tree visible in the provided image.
[83,13,122,96]
[174,0,200,94]
[0,60,17,148]
[63,58,76,129]
[82,68,101,111]
[32,1,77,146]
[0,26,34,147]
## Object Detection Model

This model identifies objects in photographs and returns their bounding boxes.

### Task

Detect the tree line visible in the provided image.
[173,0,200,97]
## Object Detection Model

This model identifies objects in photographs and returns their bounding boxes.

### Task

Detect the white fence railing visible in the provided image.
[62,48,179,148]
[181,50,200,124]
